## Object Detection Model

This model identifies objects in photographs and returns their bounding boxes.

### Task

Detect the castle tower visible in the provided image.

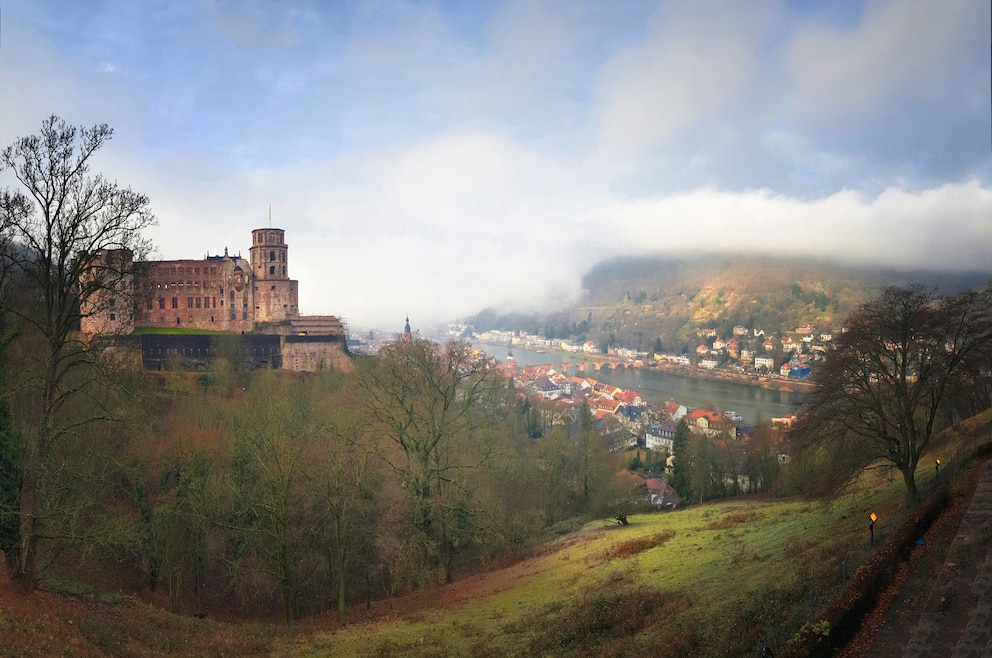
[250,227,299,323]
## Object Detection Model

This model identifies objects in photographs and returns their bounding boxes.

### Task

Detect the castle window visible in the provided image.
[219,286,223,297]
[282,266,286,276]
[231,312,236,321]
[269,266,275,275]
[212,296,217,308]
[194,267,199,275]
[109,298,116,307]
[159,298,165,309]
[195,298,201,309]
[210,316,214,322]
[109,313,116,321]
[270,250,275,261]
[171,297,178,309]
[176,317,181,325]
[243,312,248,320]
[187,297,193,308]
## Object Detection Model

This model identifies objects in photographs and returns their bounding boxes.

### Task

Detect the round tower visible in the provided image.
[250,227,299,323]
[250,228,289,280]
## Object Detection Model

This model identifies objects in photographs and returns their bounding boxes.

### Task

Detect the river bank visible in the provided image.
[644,361,815,394]
[494,343,815,395]
[479,343,804,423]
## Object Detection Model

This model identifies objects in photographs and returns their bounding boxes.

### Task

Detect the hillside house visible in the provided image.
[754,355,775,371]
[531,377,560,399]
[687,409,737,440]
[646,421,678,452]
[664,402,688,421]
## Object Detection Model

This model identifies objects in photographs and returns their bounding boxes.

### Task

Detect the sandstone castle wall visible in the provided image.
[81,227,349,373]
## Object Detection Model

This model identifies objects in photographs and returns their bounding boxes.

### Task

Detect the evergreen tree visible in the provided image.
[670,419,692,501]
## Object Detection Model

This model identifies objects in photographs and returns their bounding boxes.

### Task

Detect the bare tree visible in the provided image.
[791,285,992,505]
[358,337,506,583]
[228,374,316,625]
[0,115,155,590]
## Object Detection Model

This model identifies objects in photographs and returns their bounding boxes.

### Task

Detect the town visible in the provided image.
[473,321,834,382]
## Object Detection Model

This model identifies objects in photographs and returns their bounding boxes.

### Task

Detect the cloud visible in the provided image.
[787,0,987,124]
[3,0,990,332]
[608,181,992,271]
[590,0,781,160]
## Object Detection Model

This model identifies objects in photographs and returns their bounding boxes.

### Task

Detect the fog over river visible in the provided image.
[477,344,801,426]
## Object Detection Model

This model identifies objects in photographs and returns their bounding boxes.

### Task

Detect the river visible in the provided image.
[478,343,801,425]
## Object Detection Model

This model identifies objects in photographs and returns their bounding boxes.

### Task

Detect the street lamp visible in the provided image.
[869,512,877,552]
[935,458,941,478]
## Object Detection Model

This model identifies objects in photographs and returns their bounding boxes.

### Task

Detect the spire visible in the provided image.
[404,316,411,337]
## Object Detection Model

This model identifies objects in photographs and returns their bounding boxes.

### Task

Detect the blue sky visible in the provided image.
[2,0,990,330]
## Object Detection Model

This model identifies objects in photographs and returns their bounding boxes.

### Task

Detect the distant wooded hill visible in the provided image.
[466,255,992,353]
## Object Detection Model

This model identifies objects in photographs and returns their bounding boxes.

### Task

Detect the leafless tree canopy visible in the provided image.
[791,284,992,503]
[0,115,156,591]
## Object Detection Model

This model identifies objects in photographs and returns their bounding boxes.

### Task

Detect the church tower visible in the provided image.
[250,227,299,323]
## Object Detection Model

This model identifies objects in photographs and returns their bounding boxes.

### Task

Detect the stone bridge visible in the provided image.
[538,359,639,373]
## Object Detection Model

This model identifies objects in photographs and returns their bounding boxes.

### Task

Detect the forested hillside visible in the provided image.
[468,255,992,353]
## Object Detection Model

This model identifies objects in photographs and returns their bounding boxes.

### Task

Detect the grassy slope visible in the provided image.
[3,411,988,657]
[288,411,992,657]
[285,480,933,656]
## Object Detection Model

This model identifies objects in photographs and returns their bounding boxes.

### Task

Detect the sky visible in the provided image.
[1,0,990,332]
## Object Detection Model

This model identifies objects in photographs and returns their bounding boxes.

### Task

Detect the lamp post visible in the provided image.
[935,458,941,478]
[869,512,877,553]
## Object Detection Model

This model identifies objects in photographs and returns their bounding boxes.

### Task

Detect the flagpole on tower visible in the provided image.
[268,205,272,227]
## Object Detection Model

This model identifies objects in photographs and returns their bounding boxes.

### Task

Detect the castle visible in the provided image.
[82,227,350,372]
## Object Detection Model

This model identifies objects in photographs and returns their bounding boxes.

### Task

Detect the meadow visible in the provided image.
[2,410,988,657]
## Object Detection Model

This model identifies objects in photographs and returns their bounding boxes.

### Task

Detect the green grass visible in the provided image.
[282,493,898,657]
[281,406,992,658]
[7,411,985,657]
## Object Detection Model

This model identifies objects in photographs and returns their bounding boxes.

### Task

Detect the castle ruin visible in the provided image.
[82,227,350,372]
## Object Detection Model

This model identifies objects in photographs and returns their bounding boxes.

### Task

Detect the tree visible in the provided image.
[358,337,506,583]
[312,387,379,626]
[670,419,691,501]
[792,285,992,505]
[228,374,316,625]
[0,115,155,590]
